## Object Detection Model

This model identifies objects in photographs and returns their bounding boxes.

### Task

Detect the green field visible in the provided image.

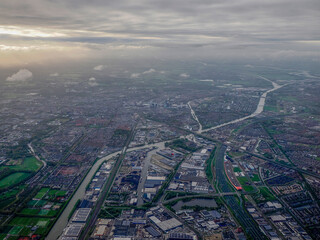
[233,167,242,172]
[237,176,249,185]
[0,234,7,240]
[6,217,50,238]
[243,185,255,192]
[259,187,276,201]
[9,217,50,227]
[20,208,40,215]
[237,176,255,192]
[34,188,49,199]
[0,186,25,209]
[8,226,23,235]
[47,189,67,197]
[2,157,42,172]
[264,105,279,112]
[0,172,30,189]
[32,188,66,202]
[251,174,260,182]
[34,200,47,207]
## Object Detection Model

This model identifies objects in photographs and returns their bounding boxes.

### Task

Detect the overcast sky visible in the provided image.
[0,0,319,67]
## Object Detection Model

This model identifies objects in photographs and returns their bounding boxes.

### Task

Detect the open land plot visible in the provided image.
[8,226,23,235]
[251,174,260,182]
[1,157,42,172]
[34,188,50,199]
[0,172,30,189]
[9,217,50,228]
[0,185,25,209]
[259,187,276,201]
[237,176,255,192]
[233,167,242,172]
[20,208,40,215]
[38,209,57,216]
[0,185,24,199]
[47,189,67,197]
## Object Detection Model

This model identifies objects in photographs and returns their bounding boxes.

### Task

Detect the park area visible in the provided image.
[237,176,255,192]
[0,157,42,190]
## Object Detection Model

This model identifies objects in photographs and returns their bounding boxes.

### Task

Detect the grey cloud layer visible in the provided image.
[0,0,319,59]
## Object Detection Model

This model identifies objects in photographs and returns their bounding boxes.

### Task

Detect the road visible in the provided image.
[136,143,165,206]
[188,101,203,133]
[79,125,138,240]
[28,143,47,168]
[215,145,266,240]
[162,192,238,205]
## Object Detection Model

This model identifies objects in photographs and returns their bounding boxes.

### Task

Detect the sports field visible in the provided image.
[34,188,49,199]
[9,217,50,227]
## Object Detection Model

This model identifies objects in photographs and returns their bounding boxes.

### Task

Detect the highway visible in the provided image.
[215,145,266,240]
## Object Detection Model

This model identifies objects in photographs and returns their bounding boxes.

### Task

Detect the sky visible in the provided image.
[0,0,319,67]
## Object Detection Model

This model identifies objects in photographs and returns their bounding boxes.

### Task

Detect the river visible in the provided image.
[201,78,286,133]
[46,142,166,240]
[48,77,284,239]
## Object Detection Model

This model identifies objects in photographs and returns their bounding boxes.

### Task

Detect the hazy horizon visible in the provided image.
[0,0,319,69]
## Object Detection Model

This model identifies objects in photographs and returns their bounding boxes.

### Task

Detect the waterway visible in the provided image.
[136,142,165,206]
[188,101,203,133]
[172,198,218,212]
[216,146,265,240]
[47,142,166,240]
[48,77,284,239]
[201,78,286,133]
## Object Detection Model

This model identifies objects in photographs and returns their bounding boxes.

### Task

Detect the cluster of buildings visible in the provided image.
[106,148,153,206]
[90,207,196,239]
[169,146,214,193]
[141,149,183,202]
[59,161,113,239]
[146,206,196,239]
[245,202,281,239]
[176,204,239,238]
[268,214,312,240]
[129,121,180,147]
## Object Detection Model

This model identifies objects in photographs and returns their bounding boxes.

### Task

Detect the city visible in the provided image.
[0,1,319,240]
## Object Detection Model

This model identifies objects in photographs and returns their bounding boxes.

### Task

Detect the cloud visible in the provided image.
[244,64,254,68]
[50,72,59,76]
[179,73,190,78]
[6,69,33,82]
[88,81,98,86]
[142,68,156,74]
[0,0,319,64]
[88,77,98,86]
[130,73,141,78]
[94,65,106,71]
